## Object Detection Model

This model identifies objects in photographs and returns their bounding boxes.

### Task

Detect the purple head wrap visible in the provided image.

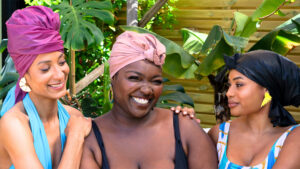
[6,6,64,103]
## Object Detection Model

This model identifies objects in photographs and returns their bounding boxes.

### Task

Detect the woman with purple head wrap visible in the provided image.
[208,50,300,169]
[80,31,218,169]
[0,6,91,169]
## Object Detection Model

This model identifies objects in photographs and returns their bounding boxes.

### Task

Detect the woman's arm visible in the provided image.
[0,111,44,169]
[208,124,220,146]
[57,113,91,169]
[80,129,102,169]
[178,115,218,169]
[0,107,91,169]
[272,126,300,169]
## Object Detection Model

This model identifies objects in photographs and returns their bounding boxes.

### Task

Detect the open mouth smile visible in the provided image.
[48,83,64,89]
[132,97,150,104]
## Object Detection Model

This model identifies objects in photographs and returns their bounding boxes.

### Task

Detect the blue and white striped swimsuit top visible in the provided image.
[217,121,299,169]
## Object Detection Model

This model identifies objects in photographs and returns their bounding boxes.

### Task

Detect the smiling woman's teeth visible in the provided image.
[50,83,63,88]
[133,97,149,104]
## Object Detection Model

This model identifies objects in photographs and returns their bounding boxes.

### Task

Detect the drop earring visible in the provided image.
[261,91,272,107]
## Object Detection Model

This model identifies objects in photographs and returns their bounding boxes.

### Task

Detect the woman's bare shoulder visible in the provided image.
[63,105,83,117]
[208,123,220,145]
[0,102,33,148]
[272,125,300,169]
[1,102,29,127]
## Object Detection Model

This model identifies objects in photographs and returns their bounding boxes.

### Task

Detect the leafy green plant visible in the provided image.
[138,0,178,30]
[25,0,61,6]
[51,0,114,50]
[0,39,18,110]
[121,0,300,122]
[156,79,194,108]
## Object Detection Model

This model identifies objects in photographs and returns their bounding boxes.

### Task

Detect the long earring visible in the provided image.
[261,91,272,107]
[19,77,31,92]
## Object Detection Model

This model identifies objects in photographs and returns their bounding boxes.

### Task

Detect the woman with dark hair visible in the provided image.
[208,50,300,169]
[0,6,91,169]
[80,31,218,169]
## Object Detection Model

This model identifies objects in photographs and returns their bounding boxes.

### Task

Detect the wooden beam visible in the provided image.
[75,63,104,94]
[138,0,168,27]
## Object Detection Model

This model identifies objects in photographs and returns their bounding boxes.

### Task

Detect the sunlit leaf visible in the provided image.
[181,28,208,54]
[234,12,249,36]
[0,39,7,53]
[251,0,285,20]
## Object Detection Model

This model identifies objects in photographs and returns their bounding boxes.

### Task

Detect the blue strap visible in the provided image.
[2,86,70,169]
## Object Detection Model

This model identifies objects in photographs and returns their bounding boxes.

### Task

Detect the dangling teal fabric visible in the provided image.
[0,86,16,117]
[1,86,70,169]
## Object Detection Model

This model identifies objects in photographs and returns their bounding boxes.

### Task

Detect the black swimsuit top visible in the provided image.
[92,113,189,169]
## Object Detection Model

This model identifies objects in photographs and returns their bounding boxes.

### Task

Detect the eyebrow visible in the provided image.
[232,76,243,81]
[38,53,64,65]
[125,70,143,75]
[125,70,162,78]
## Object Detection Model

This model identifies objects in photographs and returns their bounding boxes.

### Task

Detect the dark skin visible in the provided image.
[80,60,218,169]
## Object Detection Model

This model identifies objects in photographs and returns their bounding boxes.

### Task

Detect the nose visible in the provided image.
[226,85,234,98]
[140,84,153,96]
[53,64,66,80]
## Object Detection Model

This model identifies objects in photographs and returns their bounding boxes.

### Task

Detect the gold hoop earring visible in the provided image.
[261,91,272,107]
[19,77,31,92]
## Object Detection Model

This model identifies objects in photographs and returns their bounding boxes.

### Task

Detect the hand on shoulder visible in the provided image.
[63,105,92,139]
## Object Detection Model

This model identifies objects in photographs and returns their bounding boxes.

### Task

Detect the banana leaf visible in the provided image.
[249,14,300,55]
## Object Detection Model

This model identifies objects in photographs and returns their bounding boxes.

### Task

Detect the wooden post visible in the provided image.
[69,49,76,97]
[127,0,138,26]
[138,0,168,27]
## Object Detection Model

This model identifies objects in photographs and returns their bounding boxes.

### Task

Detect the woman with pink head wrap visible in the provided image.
[0,6,91,169]
[80,31,217,169]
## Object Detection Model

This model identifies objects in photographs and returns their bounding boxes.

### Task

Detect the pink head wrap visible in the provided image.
[108,31,166,78]
[6,6,64,103]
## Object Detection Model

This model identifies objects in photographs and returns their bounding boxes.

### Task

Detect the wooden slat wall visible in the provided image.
[116,0,300,128]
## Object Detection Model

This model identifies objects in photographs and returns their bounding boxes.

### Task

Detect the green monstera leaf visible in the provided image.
[52,0,114,50]
[120,26,197,79]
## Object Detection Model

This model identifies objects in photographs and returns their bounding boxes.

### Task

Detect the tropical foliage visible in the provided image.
[25,0,61,6]
[138,0,178,30]
[0,40,18,110]
[121,0,300,122]
[51,0,114,50]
